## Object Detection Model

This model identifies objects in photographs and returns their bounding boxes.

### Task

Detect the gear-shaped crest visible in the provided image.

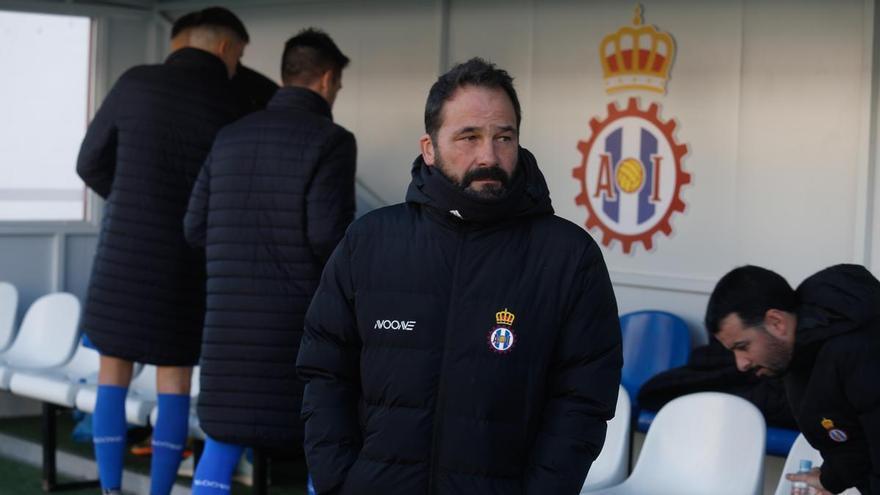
[572,97,690,254]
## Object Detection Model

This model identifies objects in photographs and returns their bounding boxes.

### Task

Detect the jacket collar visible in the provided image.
[787,264,880,371]
[164,48,229,80]
[404,147,554,227]
[267,86,333,119]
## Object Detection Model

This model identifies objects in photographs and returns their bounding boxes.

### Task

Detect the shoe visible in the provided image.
[177,455,195,478]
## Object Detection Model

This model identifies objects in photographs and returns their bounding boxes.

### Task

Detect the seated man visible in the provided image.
[705,264,880,494]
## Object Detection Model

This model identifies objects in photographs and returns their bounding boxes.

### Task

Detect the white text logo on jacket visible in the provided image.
[374,319,416,331]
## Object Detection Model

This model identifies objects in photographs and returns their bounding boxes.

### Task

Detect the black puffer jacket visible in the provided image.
[77,48,242,365]
[184,87,356,448]
[638,338,797,429]
[786,264,880,494]
[297,149,622,495]
[232,64,278,113]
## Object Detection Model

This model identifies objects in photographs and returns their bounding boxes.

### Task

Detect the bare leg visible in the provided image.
[156,366,192,395]
[98,355,134,386]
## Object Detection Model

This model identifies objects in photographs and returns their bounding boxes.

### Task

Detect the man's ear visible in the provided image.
[216,37,231,56]
[763,309,791,338]
[319,69,334,92]
[420,134,436,166]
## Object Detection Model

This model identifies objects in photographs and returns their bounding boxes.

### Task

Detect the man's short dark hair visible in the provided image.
[170,7,249,43]
[704,265,797,334]
[281,28,349,85]
[424,58,522,138]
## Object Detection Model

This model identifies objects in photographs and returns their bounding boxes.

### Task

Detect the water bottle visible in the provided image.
[307,474,317,495]
[790,459,812,495]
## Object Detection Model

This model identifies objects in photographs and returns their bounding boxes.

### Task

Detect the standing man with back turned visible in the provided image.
[76,7,249,495]
[706,264,880,494]
[296,58,622,495]
[184,28,355,495]
[170,8,279,112]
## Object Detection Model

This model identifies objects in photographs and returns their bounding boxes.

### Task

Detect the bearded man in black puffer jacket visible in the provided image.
[708,264,880,494]
[296,58,623,495]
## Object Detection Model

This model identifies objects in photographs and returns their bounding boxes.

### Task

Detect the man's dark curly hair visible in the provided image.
[281,28,349,85]
[424,57,521,138]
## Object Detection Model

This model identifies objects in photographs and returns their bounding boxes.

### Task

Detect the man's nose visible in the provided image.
[735,354,752,372]
[476,139,499,167]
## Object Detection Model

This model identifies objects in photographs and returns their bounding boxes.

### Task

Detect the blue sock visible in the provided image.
[93,385,128,491]
[150,393,191,495]
[192,437,245,494]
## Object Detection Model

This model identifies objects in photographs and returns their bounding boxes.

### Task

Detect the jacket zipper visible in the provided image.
[427,229,466,495]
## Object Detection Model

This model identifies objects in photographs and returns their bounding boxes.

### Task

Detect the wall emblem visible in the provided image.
[573,5,691,254]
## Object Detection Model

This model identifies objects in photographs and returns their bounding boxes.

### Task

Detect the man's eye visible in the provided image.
[497,136,512,142]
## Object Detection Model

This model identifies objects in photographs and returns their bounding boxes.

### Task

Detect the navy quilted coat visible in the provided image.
[76,48,242,365]
[297,149,623,495]
[184,87,356,448]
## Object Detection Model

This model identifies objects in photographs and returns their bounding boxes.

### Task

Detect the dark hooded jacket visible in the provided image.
[637,338,797,429]
[184,86,356,449]
[786,264,880,494]
[232,64,279,113]
[296,148,622,495]
[76,48,242,365]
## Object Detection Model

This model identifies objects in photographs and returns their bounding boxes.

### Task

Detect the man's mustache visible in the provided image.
[461,166,510,188]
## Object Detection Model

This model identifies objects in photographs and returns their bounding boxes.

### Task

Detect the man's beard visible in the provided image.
[757,328,793,377]
[433,147,513,200]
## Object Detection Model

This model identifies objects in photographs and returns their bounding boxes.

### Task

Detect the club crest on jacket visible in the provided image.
[821,417,848,443]
[488,308,516,353]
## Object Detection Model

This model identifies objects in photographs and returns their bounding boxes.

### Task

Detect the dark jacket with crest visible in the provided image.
[785,264,880,494]
[184,87,356,448]
[77,48,242,365]
[296,149,622,495]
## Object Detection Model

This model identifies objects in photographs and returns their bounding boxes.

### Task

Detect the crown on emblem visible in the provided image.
[821,418,834,430]
[496,308,515,326]
[599,4,675,94]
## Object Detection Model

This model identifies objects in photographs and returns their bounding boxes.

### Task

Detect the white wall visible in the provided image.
[220,0,879,339]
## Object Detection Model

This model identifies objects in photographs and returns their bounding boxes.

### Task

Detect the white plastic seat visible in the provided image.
[773,434,862,495]
[0,292,81,389]
[75,364,158,426]
[0,281,18,352]
[581,386,630,492]
[583,392,766,495]
[9,342,99,406]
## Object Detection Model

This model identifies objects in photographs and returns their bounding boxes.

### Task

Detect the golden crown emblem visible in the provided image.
[821,418,834,430]
[496,308,515,326]
[599,5,675,94]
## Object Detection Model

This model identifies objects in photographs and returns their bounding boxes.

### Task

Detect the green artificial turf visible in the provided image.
[0,413,307,494]
[0,455,98,495]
